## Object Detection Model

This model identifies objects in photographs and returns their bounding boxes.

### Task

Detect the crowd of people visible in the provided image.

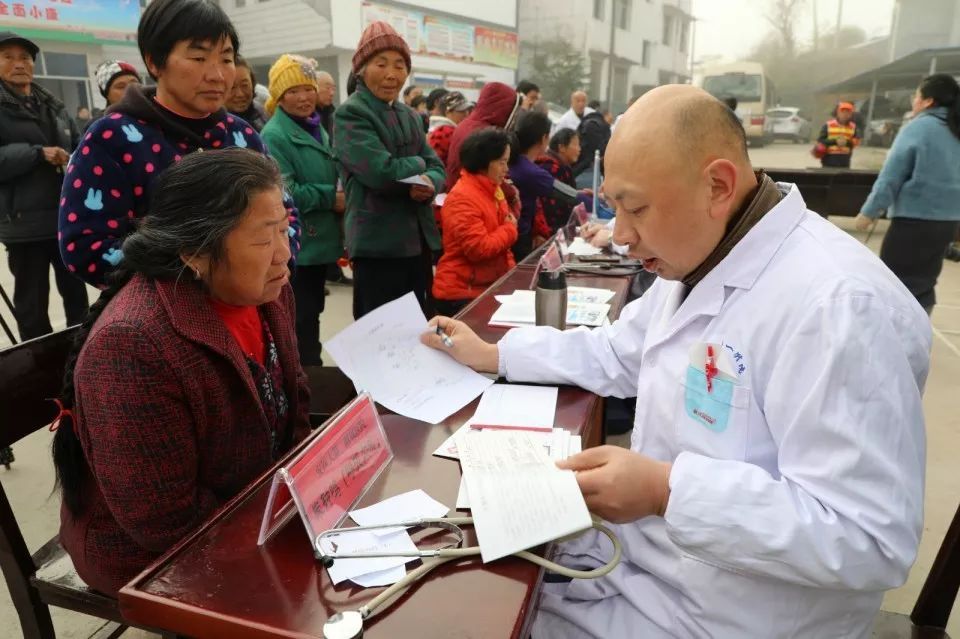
[1,0,959,635]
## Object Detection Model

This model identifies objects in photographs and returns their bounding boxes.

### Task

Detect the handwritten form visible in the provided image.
[325,292,493,424]
[457,431,592,563]
[432,384,558,460]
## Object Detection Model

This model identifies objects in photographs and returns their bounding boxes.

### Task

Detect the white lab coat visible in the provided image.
[499,184,930,638]
[552,106,595,138]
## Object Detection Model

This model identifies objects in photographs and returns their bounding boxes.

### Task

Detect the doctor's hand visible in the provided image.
[421,316,500,374]
[557,446,672,523]
[854,213,876,232]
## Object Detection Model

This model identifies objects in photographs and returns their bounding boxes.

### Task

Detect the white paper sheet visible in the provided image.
[318,529,418,585]
[567,237,604,256]
[456,476,470,509]
[325,293,493,424]
[457,431,592,562]
[350,565,406,588]
[472,384,557,429]
[349,490,449,536]
[398,174,432,186]
[433,385,557,460]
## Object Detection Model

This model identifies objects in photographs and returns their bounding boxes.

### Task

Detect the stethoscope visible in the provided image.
[317,516,622,639]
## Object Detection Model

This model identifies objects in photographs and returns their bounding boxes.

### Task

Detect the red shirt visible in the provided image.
[210,298,265,365]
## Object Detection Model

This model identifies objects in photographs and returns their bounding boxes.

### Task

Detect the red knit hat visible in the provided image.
[352,21,411,74]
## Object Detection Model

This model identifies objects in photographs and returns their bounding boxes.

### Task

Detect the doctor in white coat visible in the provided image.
[422,85,931,638]
[552,89,594,137]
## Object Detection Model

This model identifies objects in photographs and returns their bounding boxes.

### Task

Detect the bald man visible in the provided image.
[553,89,594,137]
[423,85,929,638]
[314,70,336,136]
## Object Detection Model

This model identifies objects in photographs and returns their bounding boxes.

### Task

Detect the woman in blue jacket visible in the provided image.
[856,74,960,313]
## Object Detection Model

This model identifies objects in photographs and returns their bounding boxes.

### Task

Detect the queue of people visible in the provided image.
[0,1,954,636]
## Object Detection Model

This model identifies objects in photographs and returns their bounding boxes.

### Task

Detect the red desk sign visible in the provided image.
[257,393,393,546]
[530,241,564,289]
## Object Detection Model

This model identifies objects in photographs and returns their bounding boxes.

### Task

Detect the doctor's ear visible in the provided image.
[704,158,739,221]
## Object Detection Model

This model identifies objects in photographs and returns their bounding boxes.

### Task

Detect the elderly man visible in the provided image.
[0,31,87,340]
[334,21,445,318]
[423,85,929,638]
[314,69,336,137]
[552,89,593,136]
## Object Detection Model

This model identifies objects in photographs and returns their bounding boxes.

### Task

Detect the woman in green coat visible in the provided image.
[334,22,446,318]
[261,54,344,364]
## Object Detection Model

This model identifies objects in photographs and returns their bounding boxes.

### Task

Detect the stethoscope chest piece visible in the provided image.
[323,610,364,639]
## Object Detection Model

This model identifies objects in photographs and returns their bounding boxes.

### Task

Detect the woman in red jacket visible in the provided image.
[433,128,518,316]
[51,149,311,596]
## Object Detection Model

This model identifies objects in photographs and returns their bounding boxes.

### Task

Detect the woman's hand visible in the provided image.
[421,316,500,374]
[532,235,548,248]
[410,176,435,202]
[854,213,876,232]
[333,191,346,214]
[505,212,517,226]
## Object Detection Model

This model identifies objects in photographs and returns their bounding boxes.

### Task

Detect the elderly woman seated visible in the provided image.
[52,148,310,596]
[432,128,518,317]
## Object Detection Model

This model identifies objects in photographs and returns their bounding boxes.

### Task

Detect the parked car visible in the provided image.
[854,93,912,147]
[766,107,812,143]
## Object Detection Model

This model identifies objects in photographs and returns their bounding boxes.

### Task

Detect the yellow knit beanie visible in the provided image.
[265,54,319,115]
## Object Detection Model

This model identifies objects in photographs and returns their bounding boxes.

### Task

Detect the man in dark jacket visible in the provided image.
[0,31,87,340]
[572,109,611,188]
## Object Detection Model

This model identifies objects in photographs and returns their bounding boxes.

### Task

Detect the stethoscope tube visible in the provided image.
[320,518,622,638]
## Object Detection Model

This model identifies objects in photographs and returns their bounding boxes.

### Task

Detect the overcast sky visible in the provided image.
[692,0,896,62]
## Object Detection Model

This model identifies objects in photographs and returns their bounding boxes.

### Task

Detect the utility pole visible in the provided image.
[833,0,844,49]
[607,0,617,110]
[812,0,819,51]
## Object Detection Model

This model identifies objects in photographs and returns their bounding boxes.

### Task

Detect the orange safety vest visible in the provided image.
[825,119,859,155]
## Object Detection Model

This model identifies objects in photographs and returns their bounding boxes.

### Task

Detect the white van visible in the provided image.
[700,62,776,146]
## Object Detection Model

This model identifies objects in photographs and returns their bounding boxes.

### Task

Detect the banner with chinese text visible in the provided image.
[362,1,517,70]
[0,0,139,44]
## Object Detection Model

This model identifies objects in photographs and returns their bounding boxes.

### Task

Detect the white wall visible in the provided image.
[227,0,334,61]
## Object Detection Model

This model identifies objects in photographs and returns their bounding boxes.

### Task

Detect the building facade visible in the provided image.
[0,0,144,116]
[889,0,960,61]
[518,0,693,114]
[224,0,519,103]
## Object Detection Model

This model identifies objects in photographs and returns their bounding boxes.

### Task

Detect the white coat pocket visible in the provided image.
[676,365,751,460]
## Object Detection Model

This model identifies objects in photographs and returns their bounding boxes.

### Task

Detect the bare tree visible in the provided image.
[764,0,806,59]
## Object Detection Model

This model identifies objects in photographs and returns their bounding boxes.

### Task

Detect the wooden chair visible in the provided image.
[303,364,358,427]
[873,503,960,638]
[0,327,179,639]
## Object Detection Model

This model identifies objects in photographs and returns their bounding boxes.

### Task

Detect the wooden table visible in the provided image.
[118,266,633,639]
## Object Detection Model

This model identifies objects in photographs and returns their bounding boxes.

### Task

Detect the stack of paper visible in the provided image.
[495,287,616,306]
[433,384,558,460]
[326,293,493,424]
[457,431,592,562]
[488,288,612,328]
[317,490,449,588]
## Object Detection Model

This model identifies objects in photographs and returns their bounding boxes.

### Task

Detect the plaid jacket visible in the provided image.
[60,275,310,596]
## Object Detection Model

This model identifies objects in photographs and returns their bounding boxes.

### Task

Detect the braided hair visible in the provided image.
[53,148,283,515]
[918,74,960,141]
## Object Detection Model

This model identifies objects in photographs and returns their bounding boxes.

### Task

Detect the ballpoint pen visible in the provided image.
[436,325,454,348]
